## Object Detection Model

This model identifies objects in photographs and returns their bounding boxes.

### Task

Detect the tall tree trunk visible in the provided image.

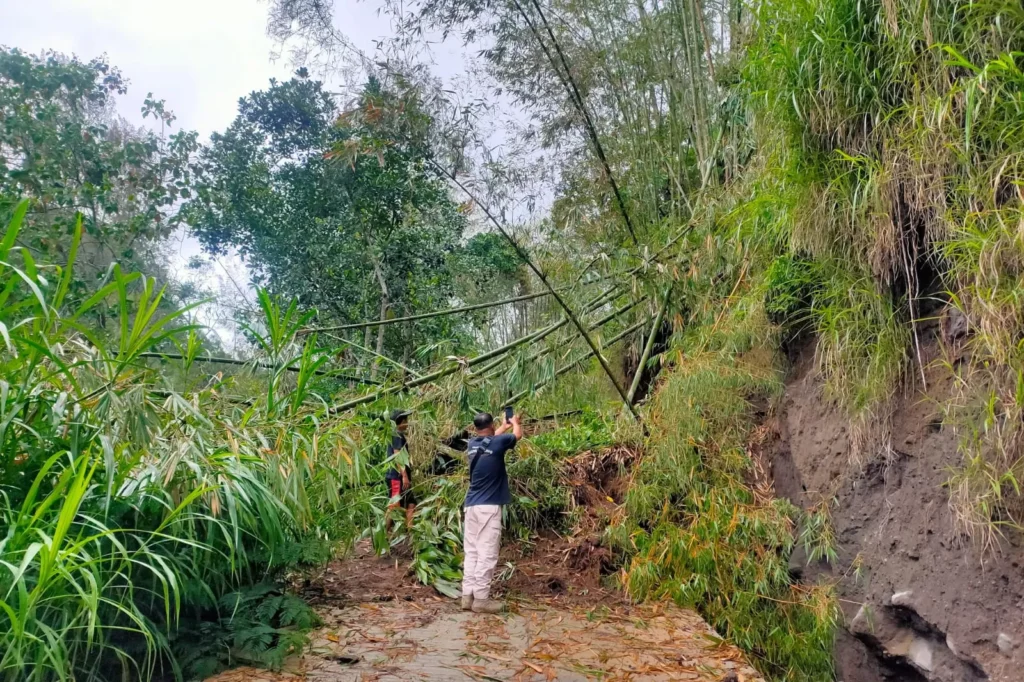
[371,256,390,381]
[363,302,373,373]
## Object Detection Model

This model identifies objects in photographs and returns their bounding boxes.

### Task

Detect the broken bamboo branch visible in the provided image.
[627,285,673,402]
[325,317,566,414]
[504,318,650,406]
[134,352,381,385]
[431,160,641,421]
[298,288,569,335]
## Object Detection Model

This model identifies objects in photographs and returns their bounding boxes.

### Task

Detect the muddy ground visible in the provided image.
[206,444,763,682]
[207,539,764,682]
[767,332,1024,682]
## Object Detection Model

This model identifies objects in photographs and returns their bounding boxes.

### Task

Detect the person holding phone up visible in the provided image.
[460,406,523,614]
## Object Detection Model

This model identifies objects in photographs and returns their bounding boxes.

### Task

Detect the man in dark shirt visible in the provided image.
[461,410,523,614]
[384,409,416,534]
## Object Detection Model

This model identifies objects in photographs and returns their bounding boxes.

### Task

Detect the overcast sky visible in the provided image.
[2,0,396,134]
[0,0,440,346]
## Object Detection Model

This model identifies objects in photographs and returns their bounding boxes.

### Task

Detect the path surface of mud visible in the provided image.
[207,541,763,682]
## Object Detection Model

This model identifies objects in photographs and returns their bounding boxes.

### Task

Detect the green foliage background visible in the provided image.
[6,0,1024,679]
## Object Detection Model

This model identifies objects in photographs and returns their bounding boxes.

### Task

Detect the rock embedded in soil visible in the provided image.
[891,590,914,608]
[908,638,934,672]
[996,632,1015,655]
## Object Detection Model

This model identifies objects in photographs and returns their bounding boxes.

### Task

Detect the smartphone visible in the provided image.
[504,406,514,421]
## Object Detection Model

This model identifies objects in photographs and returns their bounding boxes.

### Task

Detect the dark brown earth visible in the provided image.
[767,331,1024,682]
[298,447,635,612]
[498,446,637,608]
[204,442,768,681]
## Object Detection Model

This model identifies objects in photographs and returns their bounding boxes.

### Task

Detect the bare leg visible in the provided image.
[385,502,399,537]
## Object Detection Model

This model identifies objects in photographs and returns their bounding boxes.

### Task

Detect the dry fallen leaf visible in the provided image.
[471,649,512,663]
[522,660,544,674]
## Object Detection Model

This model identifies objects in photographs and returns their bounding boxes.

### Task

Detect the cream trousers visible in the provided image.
[462,504,502,600]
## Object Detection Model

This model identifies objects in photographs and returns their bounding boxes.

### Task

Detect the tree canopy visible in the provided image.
[0,48,198,280]
[184,74,473,365]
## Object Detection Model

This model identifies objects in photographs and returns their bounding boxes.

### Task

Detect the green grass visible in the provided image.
[610,297,837,681]
[742,0,1024,550]
[0,204,391,680]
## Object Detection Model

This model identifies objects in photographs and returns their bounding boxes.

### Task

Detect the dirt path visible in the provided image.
[206,541,764,682]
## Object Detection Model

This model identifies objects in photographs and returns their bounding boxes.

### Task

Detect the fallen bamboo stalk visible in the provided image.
[431,160,641,422]
[471,285,625,378]
[325,319,562,414]
[134,352,381,385]
[503,318,650,406]
[480,296,645,382]
[627,284,673,402]
[298,288,570,335]
[324,333,423,379]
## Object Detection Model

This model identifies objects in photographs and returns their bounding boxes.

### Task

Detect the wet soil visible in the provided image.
[206,598,763,682]
[208,538,763,682]
[208,444,762,682]
[498,447,639,609]
[499,530,623,608]
[767,333,1024,681]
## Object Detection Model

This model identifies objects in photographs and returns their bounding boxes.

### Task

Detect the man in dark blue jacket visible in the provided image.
[461,410,523,614]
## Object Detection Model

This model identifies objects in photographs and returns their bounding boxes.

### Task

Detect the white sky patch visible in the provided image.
[1,0,319,349]
[5,0,293,136]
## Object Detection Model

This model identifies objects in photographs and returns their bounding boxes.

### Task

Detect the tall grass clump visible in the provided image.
[609,263,837,680]
[741,0,1024,548]
[0,203,399,680]
[812,261,909,461]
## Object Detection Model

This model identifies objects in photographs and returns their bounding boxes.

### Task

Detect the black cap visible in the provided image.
[390,409,412,423]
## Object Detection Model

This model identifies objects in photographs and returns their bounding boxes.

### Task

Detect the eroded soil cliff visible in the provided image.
[768,337,1024,681]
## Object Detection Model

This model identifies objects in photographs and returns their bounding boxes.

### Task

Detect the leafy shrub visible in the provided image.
[408,476,466,597]
[173,583,320,679]
[506,449,571,541]
[613,306,837,681]
[528,410,615,456]
[0,205,363,680]
[763,254,818,332]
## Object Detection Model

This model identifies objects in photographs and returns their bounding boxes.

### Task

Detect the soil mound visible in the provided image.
[497,446,638,607]
[301,446,637,610]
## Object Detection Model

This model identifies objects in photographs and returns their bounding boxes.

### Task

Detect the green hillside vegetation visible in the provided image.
[3,0,1024,679]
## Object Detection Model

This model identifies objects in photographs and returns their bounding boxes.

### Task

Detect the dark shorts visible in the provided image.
[388,479,417,508]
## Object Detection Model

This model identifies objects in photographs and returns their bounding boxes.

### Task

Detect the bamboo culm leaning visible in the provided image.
[325,289,642,414]
[326,318,564,414]
[479,296,644,382]
[135,352,381,385]
[430,160,642,422]
[503,317,650,407]
[627,284,673,402]
[470,285,626,379]
[298,288,568,335]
